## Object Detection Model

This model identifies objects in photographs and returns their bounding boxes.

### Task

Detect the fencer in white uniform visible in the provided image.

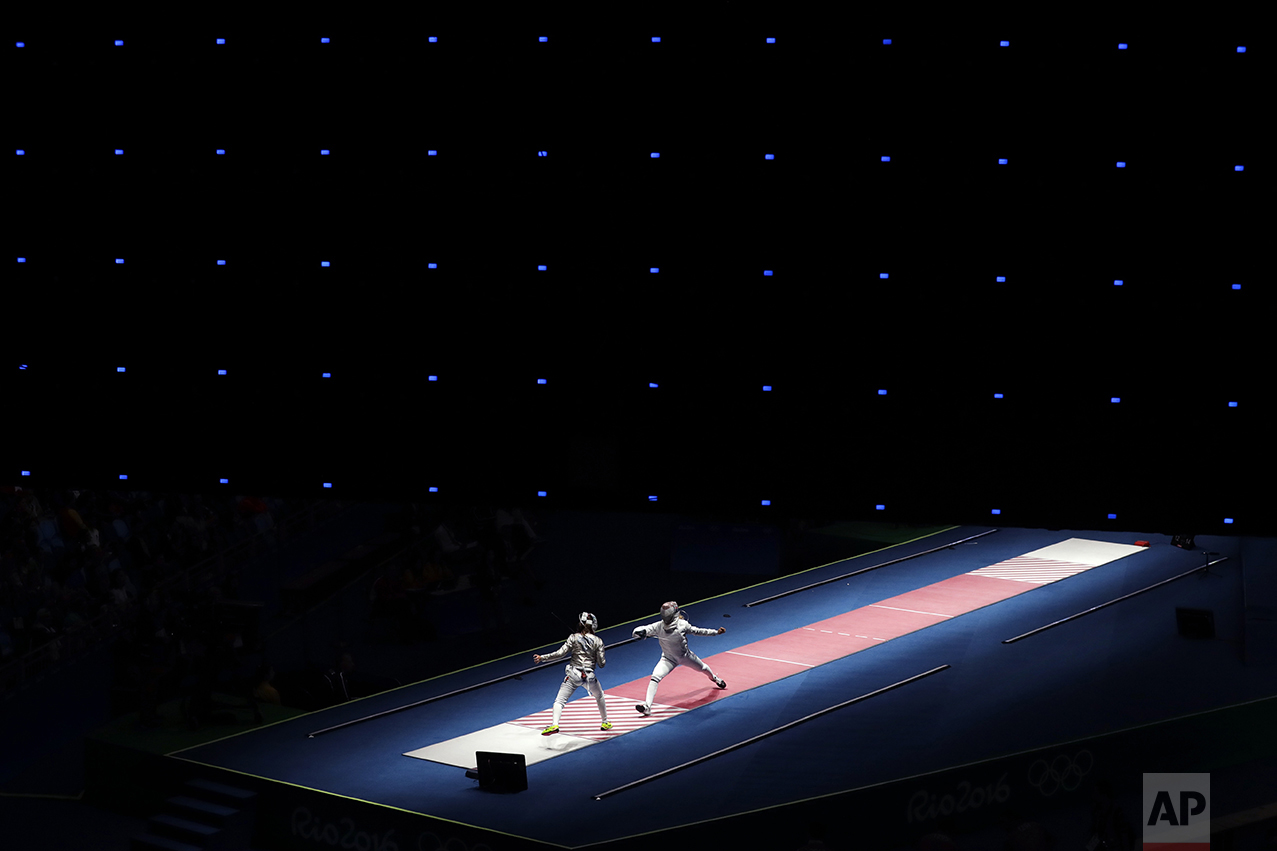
[631,601,726,715]
[533,612,611,734]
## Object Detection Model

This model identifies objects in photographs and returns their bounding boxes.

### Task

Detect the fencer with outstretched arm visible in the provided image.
[533,612,611,734]
[631,601,726,716]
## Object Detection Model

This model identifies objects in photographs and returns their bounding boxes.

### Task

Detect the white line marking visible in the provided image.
[838,633,850,636]
[726,650,815,668]
[820,630,833,633]
[803,628,816,631]
[855,635,887,642]
[871,604,953,619]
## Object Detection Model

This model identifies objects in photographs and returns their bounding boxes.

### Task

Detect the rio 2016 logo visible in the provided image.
[289,807,493,851]
[906,749,1095,823]
[906,774,1011,823]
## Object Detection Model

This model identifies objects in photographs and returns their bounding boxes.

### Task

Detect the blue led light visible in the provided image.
[764,270,773,276]
[216,149,225,155]
[1114,279,1124,286]
[652,37,660,43]
[428,262,437,269]
[538,151,547,157]
[321,149,330,155]
[114,40,123,46]
[220,478,229,484]
[650,152,660,158]
[117,367,126,372]
[537,490,547,497]
[428,37,437,43]
[16,150,24,155]
[881,156,890,162]
[1118,43,1128,50]
[1228,401,1238,407]
[217,369,226,375]
[991,509,1001,515]
[115,258,124,264]
[878,389,887,396]
[1110,397,1121,403]
[994,393,1004,399]
[763,385,772,391]
[649,495,658,501]
[322,372,331,378]
[649,382,659,388]
[766,38,776,44]
[879,273,888,279]
[321,261,330,267]
[650,267,659,273]
[216,38,225,45]
[1237,46,1246,53]
[1116,161,1126,168]
[1108,514,1117,520]
[875,504,885,511]
[537,264,547,271]
[1225,517,1234,524]
[119,474,128,480]
[1235,165,1244,171]
[323,483,332,488]
[428,150,437,156]
[1000,40,1009,47]
[16,42,25,48]
[115,149,123,155]
[997,276,1006,282]
[764,154,774,160]
[429,486,438,492]
[321,38,330,43]
[428,375,438,382]
[537,378,547,384]
[22,470,30,476]
[998,158,1008,164]
[17,257,25,263]
[761,499,771,506]
[882,39,892,45]
[1232,283,1241,290]
[539,37,547,43]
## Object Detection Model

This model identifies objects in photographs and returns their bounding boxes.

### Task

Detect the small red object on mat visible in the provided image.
[1134,540,1150,547]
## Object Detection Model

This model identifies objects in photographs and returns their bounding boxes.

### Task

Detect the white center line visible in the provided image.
[726,650,814,668]
[871,604,953,619]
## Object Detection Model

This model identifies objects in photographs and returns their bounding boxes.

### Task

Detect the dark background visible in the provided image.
[5,8,1271,535]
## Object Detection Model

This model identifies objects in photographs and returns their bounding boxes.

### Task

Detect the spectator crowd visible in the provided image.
[0,486,291,719]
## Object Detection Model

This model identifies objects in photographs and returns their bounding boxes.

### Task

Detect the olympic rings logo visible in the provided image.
[1026,750,1093,797]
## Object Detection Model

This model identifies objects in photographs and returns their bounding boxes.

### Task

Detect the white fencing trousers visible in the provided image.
[552,667,607,726]
[644,652,718,707]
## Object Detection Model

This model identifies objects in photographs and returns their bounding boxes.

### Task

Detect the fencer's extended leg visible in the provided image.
[545,676,576,734]
[638,656,676,715]
[680,651,727,689]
